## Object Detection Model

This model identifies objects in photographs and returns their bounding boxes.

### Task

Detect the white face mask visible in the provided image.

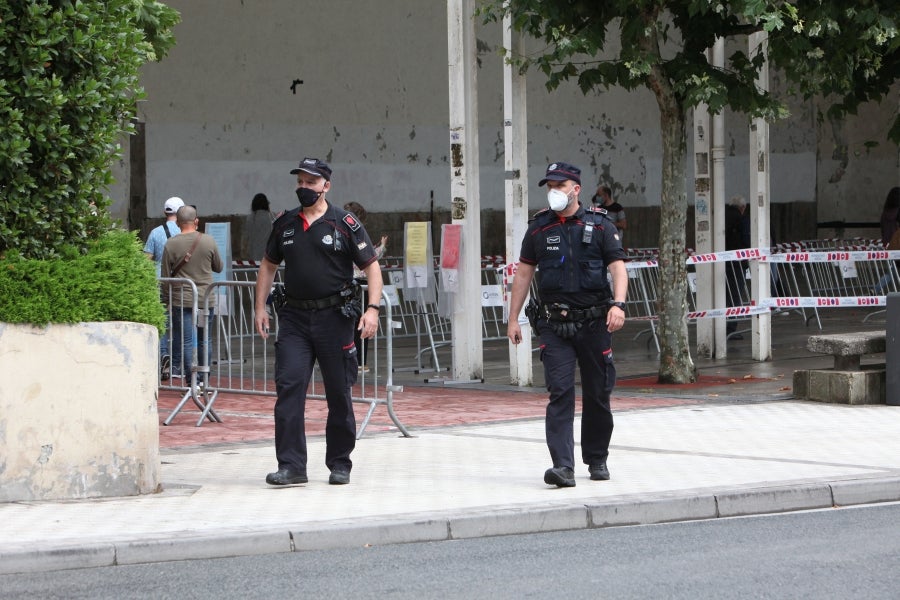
[547,188,569,212]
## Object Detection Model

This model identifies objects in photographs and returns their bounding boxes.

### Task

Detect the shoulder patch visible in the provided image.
[529,207,552,224]
[342,213,362,231]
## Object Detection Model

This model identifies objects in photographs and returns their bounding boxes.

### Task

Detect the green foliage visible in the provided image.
[0,0,180,261]
[0,229,165,332]
[479,0,899,141]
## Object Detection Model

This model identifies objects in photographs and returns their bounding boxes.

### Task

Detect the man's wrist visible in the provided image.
[609,301,626,311]
[366,303,381,312]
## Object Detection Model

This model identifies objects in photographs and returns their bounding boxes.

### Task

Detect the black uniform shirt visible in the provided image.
[519,203,626,308]
[265,202,378,300]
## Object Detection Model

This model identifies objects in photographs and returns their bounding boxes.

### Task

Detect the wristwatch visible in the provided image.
[366,303,382,312]
[609,301,626,311]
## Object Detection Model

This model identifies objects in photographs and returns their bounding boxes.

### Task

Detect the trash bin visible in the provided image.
[888,293,899,406]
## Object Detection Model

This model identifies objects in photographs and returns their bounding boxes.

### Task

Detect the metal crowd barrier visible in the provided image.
[218,242,897,363]
[157,277,222,426]
[763,249,900,326]
[367,256,507,373]
[159,279,409,438]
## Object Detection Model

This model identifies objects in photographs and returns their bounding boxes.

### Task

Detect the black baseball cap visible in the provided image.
[538,161,581,186]
[290,157,332,181]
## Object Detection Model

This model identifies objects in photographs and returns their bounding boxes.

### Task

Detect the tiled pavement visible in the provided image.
[2,311,898,575]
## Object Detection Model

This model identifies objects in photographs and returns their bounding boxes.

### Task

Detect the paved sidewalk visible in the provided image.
[2,397,899,575]
[2,310,896,575]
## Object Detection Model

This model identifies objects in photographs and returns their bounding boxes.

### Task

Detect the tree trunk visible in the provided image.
[647,75,697,384]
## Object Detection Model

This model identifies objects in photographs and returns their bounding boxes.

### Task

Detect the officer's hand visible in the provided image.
[255,310,270,340]
[508,322,523,345]
[359,309,379,339]
[607,305,625,333]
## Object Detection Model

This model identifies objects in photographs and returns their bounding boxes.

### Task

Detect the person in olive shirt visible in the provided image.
[161,205,223,383]
[255,157,383,487]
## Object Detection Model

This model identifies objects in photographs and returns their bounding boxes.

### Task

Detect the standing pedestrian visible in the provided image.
[724,195,749,339]
[880,186,900,248]
[254,157,383,486]
[591,184,627,238]
[247,192,275,261]
[161,205,223,384]
[507,161,628,487]
[144,196,185,379]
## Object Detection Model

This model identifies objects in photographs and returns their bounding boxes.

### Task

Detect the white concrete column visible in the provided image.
[712,38,728,358]
[502,11,532,385]
[447,0,484,380]
[693,98,714,358]
[748,31,773,361]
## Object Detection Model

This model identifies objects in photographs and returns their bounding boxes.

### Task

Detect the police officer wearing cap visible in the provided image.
[255,157,383,486]
[507,161,628,488]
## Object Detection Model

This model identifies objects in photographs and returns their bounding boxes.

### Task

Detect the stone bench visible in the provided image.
[793,331,886,405]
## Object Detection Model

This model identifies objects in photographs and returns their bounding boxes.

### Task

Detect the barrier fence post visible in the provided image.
[887,292,899,406]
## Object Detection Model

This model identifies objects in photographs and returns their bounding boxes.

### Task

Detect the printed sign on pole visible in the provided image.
[440,223,462,292]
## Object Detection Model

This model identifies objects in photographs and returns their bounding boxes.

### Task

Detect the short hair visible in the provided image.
[251,193,269,212]
[176,205,197,224]
[600,185,612,197]
[729,195,746,208]
[884,187,900,211]
[343,201,367,223]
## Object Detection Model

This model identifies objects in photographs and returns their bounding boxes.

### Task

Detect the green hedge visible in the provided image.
[0,229,165,332]
[0,0,179,260]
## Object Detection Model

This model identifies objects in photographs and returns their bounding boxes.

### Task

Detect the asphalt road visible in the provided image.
[3,503,899,599]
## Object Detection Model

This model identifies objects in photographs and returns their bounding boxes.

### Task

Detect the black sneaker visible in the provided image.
[543,466,576,488]
[265,468,308,485]
[160,355,171,380]
[589,463,610,481]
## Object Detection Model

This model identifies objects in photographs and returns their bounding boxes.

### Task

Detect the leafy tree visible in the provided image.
[0,0,179,261]
[481,0,899,383]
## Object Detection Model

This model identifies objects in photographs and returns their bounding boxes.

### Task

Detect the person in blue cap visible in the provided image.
[507,161,628,487]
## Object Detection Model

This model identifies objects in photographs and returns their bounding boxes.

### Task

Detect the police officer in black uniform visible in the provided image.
[255,157,383,486]
[507,161,628,488]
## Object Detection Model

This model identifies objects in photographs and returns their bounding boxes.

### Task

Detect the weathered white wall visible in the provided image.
[0,322,160,502]
[116,0,896,231]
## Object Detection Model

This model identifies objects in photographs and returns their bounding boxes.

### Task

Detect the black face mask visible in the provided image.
[296,187,322,207]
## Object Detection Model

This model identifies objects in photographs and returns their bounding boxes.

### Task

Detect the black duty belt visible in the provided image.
[542,303,606,322]
[286,292,345,310]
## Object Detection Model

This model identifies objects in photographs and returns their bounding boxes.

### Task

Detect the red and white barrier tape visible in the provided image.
[759,296,886,308]
[764,250,900,263]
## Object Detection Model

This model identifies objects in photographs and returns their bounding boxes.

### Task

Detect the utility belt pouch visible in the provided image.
[269,283,286,311]
[545,303,572,322]
[339,280,363,319]
[549,319,581,340]
[524,298,540,330]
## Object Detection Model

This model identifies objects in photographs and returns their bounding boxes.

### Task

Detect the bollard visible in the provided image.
[888,293,899,406]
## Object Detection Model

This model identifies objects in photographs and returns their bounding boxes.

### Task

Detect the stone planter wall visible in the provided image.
[0,322,160,502]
